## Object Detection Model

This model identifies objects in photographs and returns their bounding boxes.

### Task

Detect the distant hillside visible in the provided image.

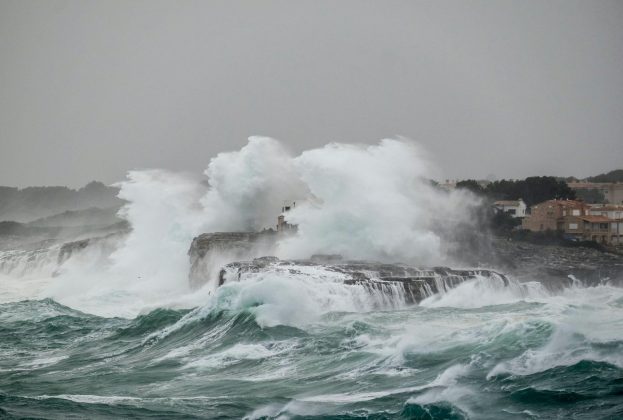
[0,181,124,223]
[0,221,57,237]
[585,169,623,183]
[28,206,123,228]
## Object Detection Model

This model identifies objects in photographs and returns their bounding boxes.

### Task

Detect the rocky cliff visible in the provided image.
[188,231,278,288]
[219,256,508,304]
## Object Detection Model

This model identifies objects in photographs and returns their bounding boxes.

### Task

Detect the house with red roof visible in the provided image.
[522,199,623,245]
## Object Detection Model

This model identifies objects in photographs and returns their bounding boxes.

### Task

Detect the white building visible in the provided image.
[493,198,527,218]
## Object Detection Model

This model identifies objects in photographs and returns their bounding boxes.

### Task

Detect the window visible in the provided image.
[599,223,609,230]
[572,209,580,216]
[569,223,578,230]
[507,209,516,215]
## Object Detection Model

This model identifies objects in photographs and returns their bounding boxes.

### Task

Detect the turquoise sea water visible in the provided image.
[1,278,622,419]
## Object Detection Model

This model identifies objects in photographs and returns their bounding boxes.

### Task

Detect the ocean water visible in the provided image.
[1,138,622,418]
[1,271,622,419]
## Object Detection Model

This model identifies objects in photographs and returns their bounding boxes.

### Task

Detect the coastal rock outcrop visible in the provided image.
[218,257,508,304]
[188,231,278,287]
[187,231,511,301]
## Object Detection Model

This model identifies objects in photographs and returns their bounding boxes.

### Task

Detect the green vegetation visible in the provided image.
[509,229,607,251]
[586,169,623,183]
[574,188,606,204]
[455,179,485,195]
[487,177,576,206]
[455,176,576,207]
[490,209,522,234]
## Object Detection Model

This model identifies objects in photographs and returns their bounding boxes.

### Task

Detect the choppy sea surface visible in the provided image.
[1,272,622,419]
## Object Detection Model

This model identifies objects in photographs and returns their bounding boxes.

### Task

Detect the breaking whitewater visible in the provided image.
[1,138,622,419]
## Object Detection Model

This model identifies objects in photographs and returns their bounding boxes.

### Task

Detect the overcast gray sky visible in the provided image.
[1,0,622,187]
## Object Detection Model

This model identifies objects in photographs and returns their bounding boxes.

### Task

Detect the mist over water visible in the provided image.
[0,137,621,419]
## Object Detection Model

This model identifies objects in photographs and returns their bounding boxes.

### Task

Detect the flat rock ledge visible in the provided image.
[219,256,508,304]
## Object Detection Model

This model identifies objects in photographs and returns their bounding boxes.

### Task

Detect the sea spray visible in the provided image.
[110,169,207,285]
[277,139,478,262]
[200,136,308,232]
[40,170,208,317]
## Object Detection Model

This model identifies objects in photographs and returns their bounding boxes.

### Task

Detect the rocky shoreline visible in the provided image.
[480,237,623,286]
[188,231,623,290]
[219,255,508,304]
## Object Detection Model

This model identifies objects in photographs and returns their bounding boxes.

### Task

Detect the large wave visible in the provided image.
[2,281,621,419]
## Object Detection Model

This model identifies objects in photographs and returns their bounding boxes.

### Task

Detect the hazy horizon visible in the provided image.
[2,0,622,188]
[1,165,622,190]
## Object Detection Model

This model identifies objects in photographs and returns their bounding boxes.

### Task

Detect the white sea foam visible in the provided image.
[407,363,473,411]
[180,340,299,375]
[297,363,470,404]
[35,394,142,404]
[487,284,623,378]
[0,273,50,304]
[23,355,69,369]
[183,343,280,369]
[204,266,409,327]
[420,275,549,309]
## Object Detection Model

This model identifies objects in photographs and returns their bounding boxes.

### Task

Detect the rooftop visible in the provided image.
[578,215,615,223]
[533,199,585,208]
[568,182,622,188]
[588,205,623,211]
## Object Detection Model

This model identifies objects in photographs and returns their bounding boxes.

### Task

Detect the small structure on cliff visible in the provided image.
[276,200,297,232]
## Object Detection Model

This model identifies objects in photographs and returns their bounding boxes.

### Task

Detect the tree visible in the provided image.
[490,209,522,234]
[485,176,575,207]
[586,169,623,183]
[521,176,576,206]
[574,188,607,204]
[455,180,485,195]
